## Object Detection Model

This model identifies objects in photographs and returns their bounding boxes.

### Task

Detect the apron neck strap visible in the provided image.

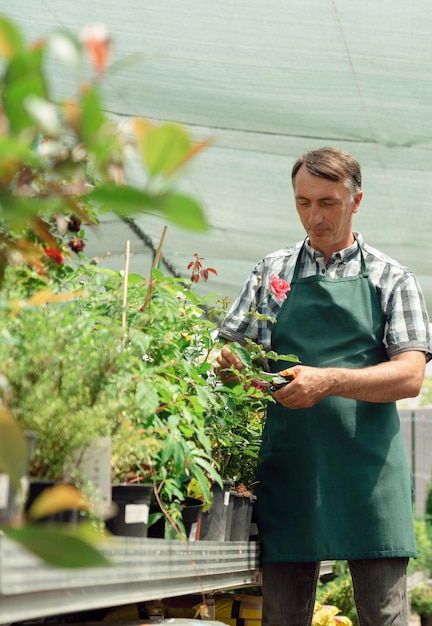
[292,235,367,281]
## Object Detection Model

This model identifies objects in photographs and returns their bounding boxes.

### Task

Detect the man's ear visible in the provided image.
[352,191,363,214]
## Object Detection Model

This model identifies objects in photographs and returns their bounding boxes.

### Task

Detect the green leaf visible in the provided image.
[267,350,301,365]
[173,441,185,472]
[230,342,253,367]
[87,183,158,215]
[188,468,212,506]
[0,17,24,60]
[156,192,208,232]
[135,380,160,415]
[179,422,194,438]
[88,184,209,233]
[127,272,146,286]
[160,442,175,465]
[79,86,106,145]
[0,408,28,492]
[0,192,60,230]
[0,136,40,167]
[192,454,220,479]
[4,524,111,568]
[3,45,48,133]
[143,123,191,176]
[127,328,151,354]
[195,386,212,410]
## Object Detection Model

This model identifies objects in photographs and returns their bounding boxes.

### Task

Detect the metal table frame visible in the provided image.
[0,533,260,624]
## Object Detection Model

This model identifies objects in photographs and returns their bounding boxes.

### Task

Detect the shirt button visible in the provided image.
[321,269,325,274]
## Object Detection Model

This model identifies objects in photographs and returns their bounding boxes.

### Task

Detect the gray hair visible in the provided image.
[291,147,362,198]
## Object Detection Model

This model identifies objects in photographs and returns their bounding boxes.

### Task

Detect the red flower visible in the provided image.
[44,247,64,264]
[68,237,85,253]
[269,273,290,301]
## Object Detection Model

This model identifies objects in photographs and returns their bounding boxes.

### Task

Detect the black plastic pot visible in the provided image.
[229,492,256,541]
[199,480,233,541]
[25,479,82,524]
[105,483,153,538]
[147,497,204,540]
[181,496,204,540]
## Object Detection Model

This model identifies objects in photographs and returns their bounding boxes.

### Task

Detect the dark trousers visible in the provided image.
[261,558,409,626]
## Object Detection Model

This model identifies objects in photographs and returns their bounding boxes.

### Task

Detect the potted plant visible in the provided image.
[0,404,110,567]
[201,369,265,541]
[0,276,129,528]
[201,335,300,541]
[88,265,224,538]
[0,261,220,535]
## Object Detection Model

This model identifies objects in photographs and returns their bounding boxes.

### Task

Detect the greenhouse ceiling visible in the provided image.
[4,1,432,316]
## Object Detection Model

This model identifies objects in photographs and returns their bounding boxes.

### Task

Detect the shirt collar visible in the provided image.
[304,232,363,263]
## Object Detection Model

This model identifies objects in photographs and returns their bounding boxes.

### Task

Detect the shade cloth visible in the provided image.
[3,1,432,315]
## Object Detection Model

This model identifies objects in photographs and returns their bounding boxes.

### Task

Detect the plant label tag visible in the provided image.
[224,490,230,506]
[125,503,149,525]
[188,521,198,541]
[0,474,10,509]
[67,436,112,515]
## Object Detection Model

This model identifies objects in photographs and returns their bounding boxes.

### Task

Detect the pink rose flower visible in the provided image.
[269,274,290,301]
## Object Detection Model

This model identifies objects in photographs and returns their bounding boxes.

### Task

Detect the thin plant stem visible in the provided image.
[140,225,168,314]
[149,462,208,610]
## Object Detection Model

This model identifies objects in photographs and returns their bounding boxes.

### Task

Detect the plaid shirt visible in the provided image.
[219,233,432,362]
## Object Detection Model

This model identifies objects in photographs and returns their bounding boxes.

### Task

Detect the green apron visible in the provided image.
[255,242,417,563]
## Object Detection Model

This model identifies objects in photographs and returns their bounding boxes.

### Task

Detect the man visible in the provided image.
[216,147,432,626]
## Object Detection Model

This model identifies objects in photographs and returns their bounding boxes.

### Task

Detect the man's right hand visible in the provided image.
[216,343,244,383]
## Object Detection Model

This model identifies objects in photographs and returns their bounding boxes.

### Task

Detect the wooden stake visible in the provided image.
[152,225,168,270]
[121,240,130,349]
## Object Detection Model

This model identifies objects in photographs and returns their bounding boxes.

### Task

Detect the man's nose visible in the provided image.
[308,205,323,225]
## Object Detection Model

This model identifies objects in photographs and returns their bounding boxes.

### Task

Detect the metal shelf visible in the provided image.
[0,533,260,624]
[0,532,335,625]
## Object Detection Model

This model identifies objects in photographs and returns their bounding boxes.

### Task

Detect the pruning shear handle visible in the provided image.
[269,368,297,392]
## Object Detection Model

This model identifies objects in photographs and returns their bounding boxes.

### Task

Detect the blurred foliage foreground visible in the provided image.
[0,14,213,567]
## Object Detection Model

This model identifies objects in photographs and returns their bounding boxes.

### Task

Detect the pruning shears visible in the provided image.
[257,368,297,392]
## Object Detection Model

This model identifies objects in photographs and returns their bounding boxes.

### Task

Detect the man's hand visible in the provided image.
[272,351,426,408]
[215,343,244,383]
[272,365,332,408]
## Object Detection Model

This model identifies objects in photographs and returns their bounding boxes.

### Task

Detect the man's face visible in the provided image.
[294,164,362,259]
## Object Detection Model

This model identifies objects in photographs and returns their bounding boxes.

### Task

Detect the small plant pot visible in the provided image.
[105,483,153,538]
[229,491,256,541]
[147,497,204,540]
[25,479,82,525]
[181,497,204,540]
[199,480,233,541]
